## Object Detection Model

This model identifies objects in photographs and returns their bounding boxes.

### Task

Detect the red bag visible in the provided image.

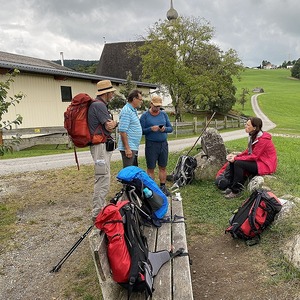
[64,93,94,148]
[225,189,282,243]
[95,201,131,283]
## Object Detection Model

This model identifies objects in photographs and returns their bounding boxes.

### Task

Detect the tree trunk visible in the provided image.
[0,129,3,146]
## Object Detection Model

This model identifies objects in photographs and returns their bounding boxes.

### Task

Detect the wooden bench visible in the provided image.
[89,197,193,300]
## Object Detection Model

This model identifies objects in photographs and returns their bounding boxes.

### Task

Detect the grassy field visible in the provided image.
[1,68,300,299]
[234,68,300,135]
[65,69,300,297]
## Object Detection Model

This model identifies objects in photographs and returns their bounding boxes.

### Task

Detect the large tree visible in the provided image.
[138,16,243,120]
[291,58,300,79]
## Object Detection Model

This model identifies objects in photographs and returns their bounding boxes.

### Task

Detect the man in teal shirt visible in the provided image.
[118,89,143,167]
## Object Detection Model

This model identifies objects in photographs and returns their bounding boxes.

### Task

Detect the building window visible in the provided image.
[61,86,72,102]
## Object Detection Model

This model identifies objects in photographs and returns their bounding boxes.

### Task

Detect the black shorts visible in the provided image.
[145,140,168,169]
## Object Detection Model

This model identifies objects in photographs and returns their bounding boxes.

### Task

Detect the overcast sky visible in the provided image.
[1,0,300,67]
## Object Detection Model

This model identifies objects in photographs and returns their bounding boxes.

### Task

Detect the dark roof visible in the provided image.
[96,41,145,81]
[0,51,157,88]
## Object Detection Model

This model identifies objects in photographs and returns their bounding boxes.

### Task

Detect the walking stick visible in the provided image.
[186,111,216,156]
[50,225,93,273]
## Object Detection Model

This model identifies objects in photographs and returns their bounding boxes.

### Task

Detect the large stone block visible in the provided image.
[194,128,227,180]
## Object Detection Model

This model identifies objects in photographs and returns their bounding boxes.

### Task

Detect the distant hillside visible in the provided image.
[52,59,98,74]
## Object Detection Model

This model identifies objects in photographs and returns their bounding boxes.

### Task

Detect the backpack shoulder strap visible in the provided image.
[123,206,149,298]
[248,191,263,233]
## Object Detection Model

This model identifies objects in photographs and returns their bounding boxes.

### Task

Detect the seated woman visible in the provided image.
[224,117,277,199]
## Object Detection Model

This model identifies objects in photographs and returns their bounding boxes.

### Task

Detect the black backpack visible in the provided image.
[171,155,197,187]
[225,189,282,245]
[95,194,184,299]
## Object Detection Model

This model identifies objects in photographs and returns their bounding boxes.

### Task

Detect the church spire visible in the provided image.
[167,0,178,21]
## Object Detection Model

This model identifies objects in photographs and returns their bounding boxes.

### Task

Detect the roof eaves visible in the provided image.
[0,61,158,88]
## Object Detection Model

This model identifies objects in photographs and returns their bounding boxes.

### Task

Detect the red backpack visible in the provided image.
[225,189,282,245]
[95,200,131,283]
[64,93,94,148]
[95,196,185,298]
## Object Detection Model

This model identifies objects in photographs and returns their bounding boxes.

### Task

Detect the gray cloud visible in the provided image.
[0,0,300,66]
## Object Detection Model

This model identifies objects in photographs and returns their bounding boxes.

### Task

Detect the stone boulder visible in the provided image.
[284,235,300,269]
[276,195,300,271]
[194,128,227,180]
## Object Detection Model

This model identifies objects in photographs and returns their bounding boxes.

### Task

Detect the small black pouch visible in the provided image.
[106,138,116,152]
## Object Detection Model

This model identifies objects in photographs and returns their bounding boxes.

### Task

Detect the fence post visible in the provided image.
[224,116,227,129]
[193,117,197,134]
[175,120,178,138]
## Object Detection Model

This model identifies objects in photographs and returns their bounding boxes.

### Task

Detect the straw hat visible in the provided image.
[151,96,163,106]
[96,80,116,96]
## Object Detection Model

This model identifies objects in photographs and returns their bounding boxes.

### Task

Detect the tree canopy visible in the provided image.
[138,16,243,120]
[291,58,300,79]
[0,70,24,155]
[108,71,150,111]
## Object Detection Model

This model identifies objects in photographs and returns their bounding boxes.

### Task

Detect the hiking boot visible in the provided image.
[221,188,232,195]
[160,185,171,197]
[224,192,241,199]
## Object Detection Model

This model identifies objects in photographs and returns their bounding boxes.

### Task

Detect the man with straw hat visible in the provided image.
[88,80,118,222]
[140,95,173,196]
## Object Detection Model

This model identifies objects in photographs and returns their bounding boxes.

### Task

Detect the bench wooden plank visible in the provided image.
[171,200,194,300]
[143,224,157,252]
[89,197,193,300]
[152,198,172,300]
[89,229,124,299]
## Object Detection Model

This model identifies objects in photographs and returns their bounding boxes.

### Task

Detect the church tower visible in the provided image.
[166,0,178,21]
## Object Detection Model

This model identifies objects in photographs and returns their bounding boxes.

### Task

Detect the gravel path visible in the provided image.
[0,93,280,176]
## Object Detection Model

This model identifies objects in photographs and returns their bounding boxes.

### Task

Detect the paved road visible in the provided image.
[0,94,275,175]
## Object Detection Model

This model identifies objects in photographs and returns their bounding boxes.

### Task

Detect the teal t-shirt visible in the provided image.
[118,103,142,151]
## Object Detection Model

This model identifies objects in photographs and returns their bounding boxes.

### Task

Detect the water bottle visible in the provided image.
[143,187,153,199]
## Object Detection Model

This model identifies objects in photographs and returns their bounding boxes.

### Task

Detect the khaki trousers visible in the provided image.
[90,143,112,219]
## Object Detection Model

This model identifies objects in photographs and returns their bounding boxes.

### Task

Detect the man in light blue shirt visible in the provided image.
[118,89,143,167]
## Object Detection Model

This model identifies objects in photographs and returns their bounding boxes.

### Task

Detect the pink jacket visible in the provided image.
[235,132,277,175]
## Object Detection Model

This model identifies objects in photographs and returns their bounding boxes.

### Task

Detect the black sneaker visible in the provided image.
[160,185,171,197]
[221,188,232,195]
[224,191,242,199]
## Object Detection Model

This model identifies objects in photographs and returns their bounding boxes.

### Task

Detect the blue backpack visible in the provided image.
[117,166,168,220]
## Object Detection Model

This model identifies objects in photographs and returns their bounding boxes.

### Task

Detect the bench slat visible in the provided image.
[89,229,125,298]
[171,200,194,300]
[152,199,172,300]
[89,197,193,300]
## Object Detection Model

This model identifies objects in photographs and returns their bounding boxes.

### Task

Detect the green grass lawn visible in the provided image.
[234,68,300,135]
[1,68,300,299]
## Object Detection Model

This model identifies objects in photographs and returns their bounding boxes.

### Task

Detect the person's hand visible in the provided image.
[151,125,160,132]
[226,153,236,162]
[125,148,132,158]
[105,120,117,131]
[159,126,165,132]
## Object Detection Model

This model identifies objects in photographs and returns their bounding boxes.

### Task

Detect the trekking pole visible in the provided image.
[50,225,93,273]
[186,111,216,156]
